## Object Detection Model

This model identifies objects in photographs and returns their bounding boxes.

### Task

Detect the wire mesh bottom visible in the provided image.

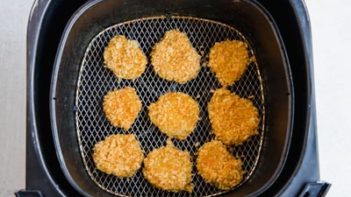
[76,16,265,197]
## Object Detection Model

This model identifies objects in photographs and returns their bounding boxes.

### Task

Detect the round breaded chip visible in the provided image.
[103,35,147,79]
[148,92,200,140]
[143,140,193,192]
[151,29,201,83]
[103,87,141,130]
[93,134,144,177]
[196,140,244,190]
[208,88,259,145]
[209,40,250,86]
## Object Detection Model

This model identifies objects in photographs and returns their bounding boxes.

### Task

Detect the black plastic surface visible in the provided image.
[50,0,292,196]
[298,182,331,197]
[26,0,87,196]
[15,190,43,197]
[258,1,328,196]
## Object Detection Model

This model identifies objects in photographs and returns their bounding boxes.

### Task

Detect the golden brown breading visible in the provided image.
[196,140,244,190]
[151,29,201,83]
[143,140,193,192]
[148,92,200,140]
[92,134,144,177]
[103,87,141,130]
[103,35,147,80]
[209,40,250,86]
[208,88,259,145]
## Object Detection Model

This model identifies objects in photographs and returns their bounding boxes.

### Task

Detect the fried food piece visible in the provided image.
[208,88,259,145]
[148,92,200,140]
[151,29,201,83]
[103,87,142,130]
[143,140,193,192]
[93,134,144,177]
[209,40,250,86]
[103,35,147,79]
[196,140,244,190]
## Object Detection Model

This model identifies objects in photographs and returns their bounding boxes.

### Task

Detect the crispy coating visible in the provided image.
[196,140,244,190]
[151,29,201,83]
[103,35,147,80]
[103,87,141,130]
[148,92,200,140]
[208,88,259,145]
[92,134,144,177]
[209,40,250,86]
[143,140,193,192]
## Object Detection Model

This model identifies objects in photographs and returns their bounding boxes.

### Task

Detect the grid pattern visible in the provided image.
[75,16,265,197]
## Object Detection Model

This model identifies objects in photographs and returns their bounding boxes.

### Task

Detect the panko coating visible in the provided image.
[148,92,200,140]
[103,87,142,130]
[196,140,244,190]
[92,134,144,177]
[143,140,193,192]
[209,40,250,86]
[208,88,259,145]
[103,35,147,80]
[151,29,201,83]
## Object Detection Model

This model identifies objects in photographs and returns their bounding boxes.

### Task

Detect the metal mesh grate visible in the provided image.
[76,16,265,197]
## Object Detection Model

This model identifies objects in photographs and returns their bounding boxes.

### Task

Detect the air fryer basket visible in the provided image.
[50,0,293,196]
[76,16,265,197]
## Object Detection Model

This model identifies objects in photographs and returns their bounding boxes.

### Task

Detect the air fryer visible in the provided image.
[18,0,330,197]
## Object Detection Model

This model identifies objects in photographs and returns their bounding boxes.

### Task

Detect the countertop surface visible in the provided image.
[306,0,351,196]
[0,0,31,196]
[0,0,350,196]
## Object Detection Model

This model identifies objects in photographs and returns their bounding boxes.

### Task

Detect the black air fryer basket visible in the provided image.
[21,0,330,197]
